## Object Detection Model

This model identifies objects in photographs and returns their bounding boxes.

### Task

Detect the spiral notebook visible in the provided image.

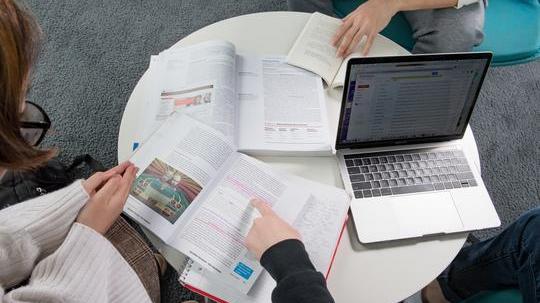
[177,176,349,303]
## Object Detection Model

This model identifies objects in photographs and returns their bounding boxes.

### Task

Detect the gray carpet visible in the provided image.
[22,0,540,302]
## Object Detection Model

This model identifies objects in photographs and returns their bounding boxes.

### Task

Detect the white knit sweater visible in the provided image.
[0,181,152,303]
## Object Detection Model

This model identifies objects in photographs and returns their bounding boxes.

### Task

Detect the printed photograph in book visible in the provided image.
[131,158,202,224]
[159,84,213,117]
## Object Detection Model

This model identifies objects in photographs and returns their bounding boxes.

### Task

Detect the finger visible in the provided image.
[107,161,132,176]
[111,166,138,208]
[84,162,131,192]
[345,26,366,57]
[244,226,257,250]
[93,175,121,203]
[363,33,376,56]
[250,199,273,216]
[337,27,358,57]
[332,19,353,47]
[84,172,106,194]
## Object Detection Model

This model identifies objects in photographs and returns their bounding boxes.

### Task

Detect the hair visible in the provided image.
[0,0,55,170]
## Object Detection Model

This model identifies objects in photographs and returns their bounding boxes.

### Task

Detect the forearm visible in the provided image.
[390,0,481,11]
[0,181,88,288]
[261,239,335,303]
[393,0,457,11]
[2,223,150,303]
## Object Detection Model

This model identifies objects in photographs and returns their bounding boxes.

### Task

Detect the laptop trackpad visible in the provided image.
[391,192,463,236]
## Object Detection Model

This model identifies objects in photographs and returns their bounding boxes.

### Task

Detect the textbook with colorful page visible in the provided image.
[123,113,350,298]
[286,12,409,89]
[134,40,332,156]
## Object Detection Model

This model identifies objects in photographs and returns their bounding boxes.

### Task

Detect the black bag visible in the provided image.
[0,154,105,209]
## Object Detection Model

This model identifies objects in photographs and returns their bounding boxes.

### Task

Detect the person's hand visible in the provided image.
[77,164,138,235]
[245,199,301,260]
[332,0,399,57]
[82,161,133,196]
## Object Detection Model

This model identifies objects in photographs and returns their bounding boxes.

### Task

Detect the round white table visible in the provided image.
[118,12,478,303]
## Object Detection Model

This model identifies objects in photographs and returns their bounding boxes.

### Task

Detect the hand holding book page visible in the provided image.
[169,153,309,293]
[287,12,409,89]
[125,113,343,294]
[286,12,344,86]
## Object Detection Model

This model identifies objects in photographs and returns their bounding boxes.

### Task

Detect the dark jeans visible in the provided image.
[438,208,540,303]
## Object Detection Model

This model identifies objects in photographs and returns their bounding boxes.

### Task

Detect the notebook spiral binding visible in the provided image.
[178,256,194,284]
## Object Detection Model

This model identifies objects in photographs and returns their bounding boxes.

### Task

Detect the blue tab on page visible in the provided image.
[234,262,254,280]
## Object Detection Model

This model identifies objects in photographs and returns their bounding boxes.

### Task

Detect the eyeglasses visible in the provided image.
[20,100,51,146]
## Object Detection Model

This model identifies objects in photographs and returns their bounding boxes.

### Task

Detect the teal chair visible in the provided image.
[332,0,540,66]
[461,289,523,303]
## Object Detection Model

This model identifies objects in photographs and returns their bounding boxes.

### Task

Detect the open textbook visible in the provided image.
[287,12,409,89]
[177,174,349,303]
[124,113,350,296]
[134,40,331,156]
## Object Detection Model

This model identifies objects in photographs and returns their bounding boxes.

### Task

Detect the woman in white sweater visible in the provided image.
[0,0,161,301]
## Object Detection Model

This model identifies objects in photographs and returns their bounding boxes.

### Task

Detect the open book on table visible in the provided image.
[124,113,351,297]
[134,40,332,156]
[286,12,409,89]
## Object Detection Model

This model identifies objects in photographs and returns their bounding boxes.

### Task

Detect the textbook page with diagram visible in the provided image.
[134,40,331,156]
[124,113,350,295]
[286,12,409,89]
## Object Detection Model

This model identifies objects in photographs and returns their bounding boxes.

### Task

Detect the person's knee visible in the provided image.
[418,21,483,52]
[521,207,540,231]
[518,208,540,254]
[413,4,484,53]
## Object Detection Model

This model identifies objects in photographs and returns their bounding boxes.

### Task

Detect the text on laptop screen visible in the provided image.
[338,58,488,145]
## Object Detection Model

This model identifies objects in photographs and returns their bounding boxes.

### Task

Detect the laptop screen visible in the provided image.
[336,53,491,149]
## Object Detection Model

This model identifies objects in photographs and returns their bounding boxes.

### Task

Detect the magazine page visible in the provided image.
[168,153,310,294]
[236,55,331,156]
[286,12,343,86]
[178,176,351,302]
[124,113,236,240]
[137,40,238,145]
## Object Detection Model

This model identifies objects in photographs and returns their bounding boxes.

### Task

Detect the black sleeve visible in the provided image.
[260,239,335,303]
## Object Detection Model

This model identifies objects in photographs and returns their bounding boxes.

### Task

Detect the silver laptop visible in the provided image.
[336,53,500,243]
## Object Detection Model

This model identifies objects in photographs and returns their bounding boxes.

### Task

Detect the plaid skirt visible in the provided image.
[105,216,160,303]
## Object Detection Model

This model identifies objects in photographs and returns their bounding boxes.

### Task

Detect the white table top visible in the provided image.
[117,11,478,303]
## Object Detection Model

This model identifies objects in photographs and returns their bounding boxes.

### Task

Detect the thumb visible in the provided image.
[250,199,273,216]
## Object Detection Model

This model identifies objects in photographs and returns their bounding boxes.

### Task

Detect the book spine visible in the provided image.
[178,257,194,284]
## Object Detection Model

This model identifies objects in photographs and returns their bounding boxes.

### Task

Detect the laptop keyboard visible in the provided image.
[344,148,478,199]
